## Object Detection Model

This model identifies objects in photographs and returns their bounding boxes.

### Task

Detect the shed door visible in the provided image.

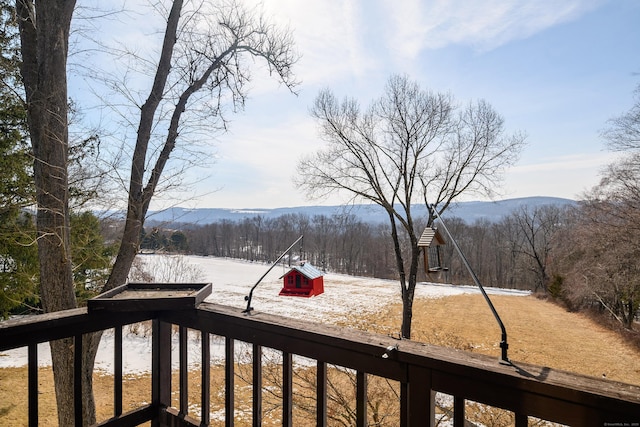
[295,274,301,288]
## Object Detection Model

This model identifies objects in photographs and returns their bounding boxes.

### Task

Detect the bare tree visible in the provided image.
[103,0,298,291]
[558,154,640,328]
[506,205,565,293]
[135,254,204,282]
[297,74,525,338]
[556,82,640,327]
[601,83,640,152]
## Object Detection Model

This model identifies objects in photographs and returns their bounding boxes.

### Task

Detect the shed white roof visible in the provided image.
[280,262,324,280]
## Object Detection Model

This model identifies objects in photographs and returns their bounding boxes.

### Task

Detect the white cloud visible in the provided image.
[193,109,332,208]
[70,0,632,209]
[512,152,619,173]
[244,0,379,86]
[378,0,605,59]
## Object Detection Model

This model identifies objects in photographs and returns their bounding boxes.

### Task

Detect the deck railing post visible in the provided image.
[179,325,188,418]
[225,337,235,427]
[282,351,293,427]
[407,365,434,427]
[74,334,83,426]
[28,343,38,427]
[201,331,210,426]
[316,361,327,427]
[252,343,262,427]
[114,325,123,417]
[453,396,465,427]
[400,382,408,427]
[515,413,528,426]
[356,371,368,427]
[151,320,172,427]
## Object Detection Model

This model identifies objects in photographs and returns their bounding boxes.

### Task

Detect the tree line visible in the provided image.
[147,194,637,331]
[169,207,561,293]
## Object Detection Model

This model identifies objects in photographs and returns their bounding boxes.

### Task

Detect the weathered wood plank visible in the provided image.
[164,303,640,422]
[87,283,211,313]
[185,303,640,399]
[432,367,609,425]
[2,297,640,427]
[0,308,154,351]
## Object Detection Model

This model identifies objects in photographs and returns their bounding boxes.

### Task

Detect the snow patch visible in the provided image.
[0,255,529,371]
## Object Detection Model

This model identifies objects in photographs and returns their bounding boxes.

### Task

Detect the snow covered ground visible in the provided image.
[160,255,529,322]
[0,255,529,373]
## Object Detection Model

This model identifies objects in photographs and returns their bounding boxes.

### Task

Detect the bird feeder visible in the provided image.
[418,227,448,274]
[279,262,324,297]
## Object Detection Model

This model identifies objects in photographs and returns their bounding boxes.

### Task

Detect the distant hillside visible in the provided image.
[145,197,577,228]
[446,197,577,223]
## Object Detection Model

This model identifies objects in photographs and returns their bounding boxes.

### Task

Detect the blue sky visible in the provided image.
[73,0,640,209]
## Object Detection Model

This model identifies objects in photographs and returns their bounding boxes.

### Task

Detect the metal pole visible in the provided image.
[430,206,511,365]
[244,235,304,313]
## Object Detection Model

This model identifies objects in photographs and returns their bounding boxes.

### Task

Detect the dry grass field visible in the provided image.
[359,294,640,385]
[1,293,639,426]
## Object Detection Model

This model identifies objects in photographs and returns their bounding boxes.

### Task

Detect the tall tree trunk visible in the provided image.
[104,0,183,292]
[17,0,81,425]
[387,210,413,339]
[400,245,422,340]
[77,4,184,425]
[400,288,414,339]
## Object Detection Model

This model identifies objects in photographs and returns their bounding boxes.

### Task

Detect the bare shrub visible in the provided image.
[130,255,205,283]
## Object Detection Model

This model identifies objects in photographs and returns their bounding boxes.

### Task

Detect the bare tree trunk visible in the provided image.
[399,246,422,339]
[104,0,183,291]
[17,1,80,425]
[71,4,184,425]
[387,210,414,339]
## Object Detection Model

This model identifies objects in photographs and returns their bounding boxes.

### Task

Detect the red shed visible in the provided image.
[279,262,324,297]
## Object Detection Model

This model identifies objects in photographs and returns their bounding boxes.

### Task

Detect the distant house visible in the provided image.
[417,227,447,274]
[279,262,324,297]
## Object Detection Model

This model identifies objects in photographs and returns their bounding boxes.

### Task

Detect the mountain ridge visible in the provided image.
[145,196,577,227]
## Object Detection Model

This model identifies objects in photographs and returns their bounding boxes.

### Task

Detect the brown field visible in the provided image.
[1,293,639,426]
[353,294,640,385]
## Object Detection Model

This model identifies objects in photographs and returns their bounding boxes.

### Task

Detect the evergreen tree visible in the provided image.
[0,2,38,318]
[70,212,115,303]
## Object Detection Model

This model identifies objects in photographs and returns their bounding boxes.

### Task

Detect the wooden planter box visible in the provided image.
[88,282,212,313]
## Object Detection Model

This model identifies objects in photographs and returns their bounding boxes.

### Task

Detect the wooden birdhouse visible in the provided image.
[418,227,448,274]
[279,262,325,297]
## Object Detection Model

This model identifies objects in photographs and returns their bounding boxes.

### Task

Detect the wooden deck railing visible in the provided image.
[1,299,639,426]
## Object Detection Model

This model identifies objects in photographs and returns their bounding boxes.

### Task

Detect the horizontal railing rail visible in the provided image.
[1,300,640,426]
